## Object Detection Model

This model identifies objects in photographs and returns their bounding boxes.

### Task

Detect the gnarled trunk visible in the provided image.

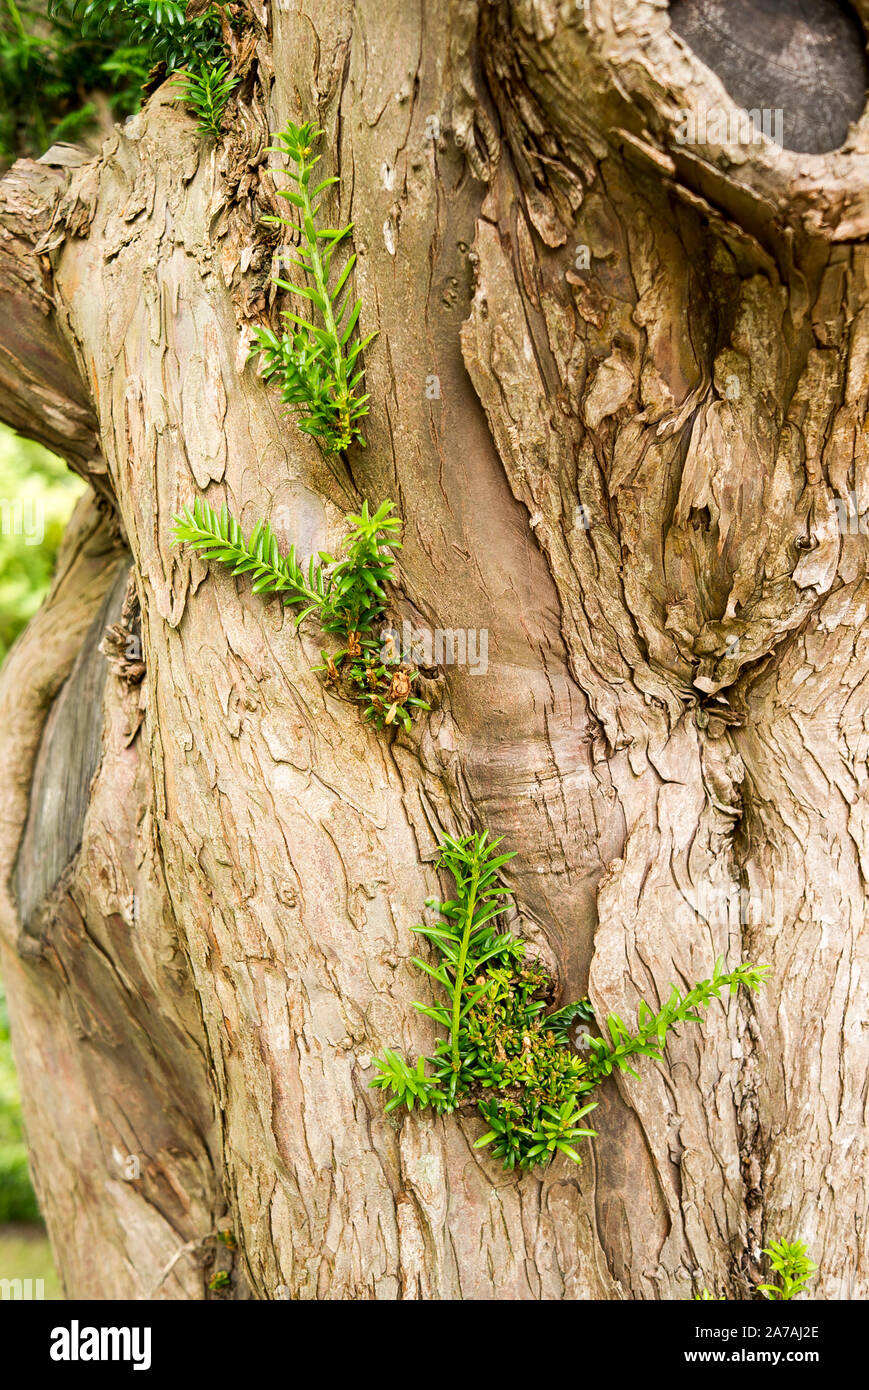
[0,0,866,1299]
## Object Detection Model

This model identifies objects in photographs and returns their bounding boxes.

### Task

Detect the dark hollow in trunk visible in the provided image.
[669,0,869,152]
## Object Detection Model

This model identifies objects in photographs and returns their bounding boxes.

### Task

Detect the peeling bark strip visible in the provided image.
[0,0,866,1298]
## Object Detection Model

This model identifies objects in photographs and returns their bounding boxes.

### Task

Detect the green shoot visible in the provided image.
[251,121,376,451]
[172,495,398,634]
[693,1235,817,1300]
[173,59,238,139]
[172,496,429,731]
[371,832,769,1174]
[581,958,770,1084]
[758,1238,818,1301]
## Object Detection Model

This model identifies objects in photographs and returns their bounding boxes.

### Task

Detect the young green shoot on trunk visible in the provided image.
[171,496,430,732]
[371,831,770,1173]
[252,121,375,452]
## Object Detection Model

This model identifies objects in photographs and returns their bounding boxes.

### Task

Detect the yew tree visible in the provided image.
[0,0,867,1299]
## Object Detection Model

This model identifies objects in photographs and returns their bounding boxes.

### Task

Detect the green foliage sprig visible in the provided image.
[173,494,396,634]
[581,957,770,1084]
[758,1238,818,1301]
[172,58,237,138]
[693,1235,817,1301]
[3,1,234,167]
[5,1,232,167]
[251,121,375,452]
[1,0,145,165]
[51,0,224,72]
[171,496,429,732]
[371,832,770,1173]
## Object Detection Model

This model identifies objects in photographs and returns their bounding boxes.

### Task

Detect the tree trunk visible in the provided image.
[0,0,866,1299]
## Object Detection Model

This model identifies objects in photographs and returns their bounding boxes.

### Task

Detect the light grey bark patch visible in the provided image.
[668,0,869,154]
[265,480,330,561]
[14,559,131,929]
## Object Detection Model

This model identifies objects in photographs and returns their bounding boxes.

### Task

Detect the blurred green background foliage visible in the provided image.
[0,424,85,664]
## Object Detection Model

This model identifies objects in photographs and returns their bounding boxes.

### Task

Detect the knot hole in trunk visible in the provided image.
[668,0,869,153]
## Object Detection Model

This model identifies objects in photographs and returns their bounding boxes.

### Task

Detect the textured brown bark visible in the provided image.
[0,0,866,1299]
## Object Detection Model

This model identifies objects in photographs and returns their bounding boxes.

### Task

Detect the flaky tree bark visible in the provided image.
[0,0,867,1298]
